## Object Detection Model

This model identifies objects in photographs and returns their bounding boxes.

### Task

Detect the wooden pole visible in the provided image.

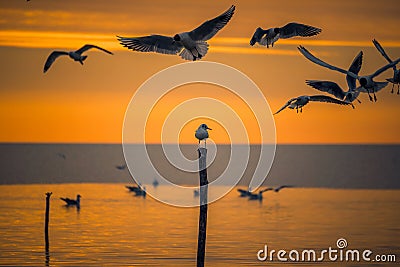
[45,192,52,266]
[197,148,208,267]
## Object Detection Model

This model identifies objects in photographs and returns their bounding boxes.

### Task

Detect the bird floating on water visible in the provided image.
[248,188,274,201]
[195,124,212,147]
[43,44,113,73]
[237,188,251,197]
[250,22,321,48]
[60,194,81,206]
[117,5,235,61]
[306,51,364,104]
[298,45,400,102]
[134,186,146,198]
[372,39,400,94]
[126,184,141,192]
[274,95,353,114]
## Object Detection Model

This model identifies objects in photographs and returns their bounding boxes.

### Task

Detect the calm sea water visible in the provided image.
[0,184,399,266]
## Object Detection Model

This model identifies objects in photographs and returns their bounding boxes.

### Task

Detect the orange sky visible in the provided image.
[0,0,399,144]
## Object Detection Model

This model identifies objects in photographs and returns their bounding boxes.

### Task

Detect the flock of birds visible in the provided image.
[39,4,397,205]
[41,4,400,115]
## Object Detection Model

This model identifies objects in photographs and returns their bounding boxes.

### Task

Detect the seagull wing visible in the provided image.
[371,58,400,78]
[347,51,363,90]
[357,82,388,93]
[260,187,274,193]
[43,51,69,73]
[274,97,297,115]
[309,95,353,107]
[188,5,235,41]
[275,185,293,192]
[372,39,393,64]
[117,35,183,55]
[250,27,266,45]
[298,46,357,79]
[75,44,113,55]
[306,80,346,100]
[279,22,321,39]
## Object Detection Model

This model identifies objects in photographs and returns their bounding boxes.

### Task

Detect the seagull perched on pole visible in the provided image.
[274,95,353,114]
[372,39,400,94]
[298,45,400,102]
[195,124,212,147]
[117,5,235,61]
[250,22,321,48]
[43,44,113,73]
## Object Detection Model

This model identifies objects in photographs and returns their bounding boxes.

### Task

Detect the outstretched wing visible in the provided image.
[306,80,346,100]
[75,44,113,55]
[117,35,183,55]
[372,39,393,64]
[260,187,274,193]
[250,27,266,46]
[347,51,363,90]
[371,58,400,78]
[274,185,294,192]
[43,51,69,73]
[274,98,297,115]
[298,46,357,78]
[280,22,321,39]
[309,95,353,107]
[189,5,235,41]
[357,82,388,93]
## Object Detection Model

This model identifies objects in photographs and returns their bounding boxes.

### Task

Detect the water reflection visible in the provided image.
[0,184,398,266]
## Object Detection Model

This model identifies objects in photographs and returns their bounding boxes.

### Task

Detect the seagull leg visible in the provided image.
[391,83,394,93]
[300,107,303,113]
[356,98,362,104]
[373,93,377,102]
[367,89,373,102]
[296,107,298,113]
[397,84,400,95]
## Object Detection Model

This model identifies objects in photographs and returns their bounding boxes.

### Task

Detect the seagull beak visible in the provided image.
[207,127,212,130]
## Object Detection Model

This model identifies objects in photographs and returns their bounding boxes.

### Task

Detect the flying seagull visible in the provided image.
[372,39,400,94]
[274,185,294,192]
[298,46,400,102]
[195,124,212,146]
[248,188,274,201]
[43,44,113,73]
[117,5,235,61]
[306,51,364,104]
[250,22,321,48]
[274,95,354,115]
[274,95,353,114]
[60,194,81,206]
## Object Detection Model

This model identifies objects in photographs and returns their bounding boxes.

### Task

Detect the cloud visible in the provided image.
[2,30,400,56]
